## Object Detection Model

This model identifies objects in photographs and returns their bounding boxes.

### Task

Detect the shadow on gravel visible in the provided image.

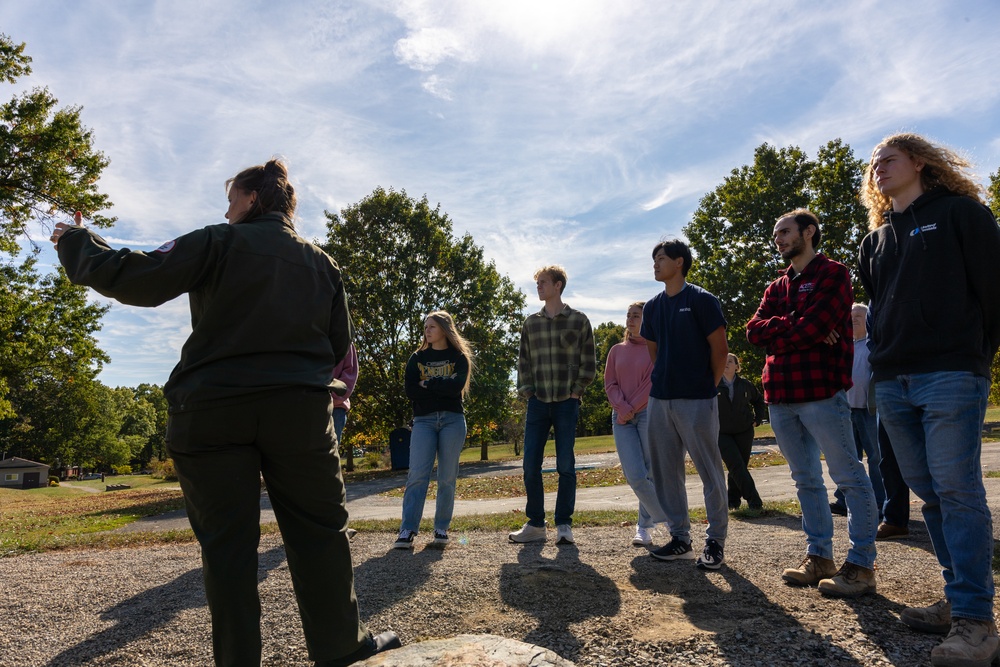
[628,555,864,666]
[498,541,621,663]
[43,545,287,667]
[352,542,444,620]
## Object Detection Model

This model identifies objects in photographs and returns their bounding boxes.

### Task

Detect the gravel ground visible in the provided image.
[3,513,989,667]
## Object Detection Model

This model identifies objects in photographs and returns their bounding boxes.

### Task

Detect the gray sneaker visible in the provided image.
[508,522,547,543]
[901,599,952,634]
[930,618,1000,667]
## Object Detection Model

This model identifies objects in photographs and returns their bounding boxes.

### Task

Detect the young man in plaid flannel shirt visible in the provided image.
[747,209,878,598]
[509,265,596,545]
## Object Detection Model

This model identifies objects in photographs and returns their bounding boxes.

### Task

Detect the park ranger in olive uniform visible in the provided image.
[52,159,399,667]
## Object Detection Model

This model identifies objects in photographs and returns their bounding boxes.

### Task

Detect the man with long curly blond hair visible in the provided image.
[859,133,1000,667]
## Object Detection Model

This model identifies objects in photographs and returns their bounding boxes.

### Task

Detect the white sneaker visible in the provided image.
[556,524,575,545]
[632,526,652,546]
[508,522,547,543]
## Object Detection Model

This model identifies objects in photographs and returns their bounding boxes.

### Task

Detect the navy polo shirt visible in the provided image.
[641,283,726,400]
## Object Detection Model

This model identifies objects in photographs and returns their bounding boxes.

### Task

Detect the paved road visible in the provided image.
[117,441,1000,533]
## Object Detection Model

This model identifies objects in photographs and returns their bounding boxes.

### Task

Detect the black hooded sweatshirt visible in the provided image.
[858,188,1000,381]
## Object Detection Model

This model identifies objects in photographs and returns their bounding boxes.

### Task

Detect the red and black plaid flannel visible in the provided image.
[746,254,854,404]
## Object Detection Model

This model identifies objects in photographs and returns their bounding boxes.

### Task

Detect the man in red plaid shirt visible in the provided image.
[746,209,878,598]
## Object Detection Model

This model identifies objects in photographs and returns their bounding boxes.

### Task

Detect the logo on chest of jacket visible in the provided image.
[154,240,177,253]
[910,223,937,237]
[798,282,815,293]
[679,307,692,312]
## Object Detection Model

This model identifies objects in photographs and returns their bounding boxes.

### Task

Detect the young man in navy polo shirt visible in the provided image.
[641,239,730,570]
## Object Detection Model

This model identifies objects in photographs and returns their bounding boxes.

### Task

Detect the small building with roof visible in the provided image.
[0,457,50,489]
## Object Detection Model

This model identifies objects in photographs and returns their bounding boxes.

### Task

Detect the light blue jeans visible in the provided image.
[333,407,347,445]
[646,397,728,544]
[400,411,467,534]
[768,391,877,569]
[612,409,667,529]
[875,372,993,621]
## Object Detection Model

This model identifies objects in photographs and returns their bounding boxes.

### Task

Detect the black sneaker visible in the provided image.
[696,539,725,570]
[431,530,449,546]
[829,502,847,517]
[393,529,416,549]
[650,536,695,561]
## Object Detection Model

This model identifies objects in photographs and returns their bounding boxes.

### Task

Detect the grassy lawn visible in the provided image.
[0,477,185,557]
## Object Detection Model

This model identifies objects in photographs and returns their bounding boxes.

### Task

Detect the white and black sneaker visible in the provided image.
[650,536,695,561]
[696,539,725,570]
[431,530,449,546]
[393,529,416,550]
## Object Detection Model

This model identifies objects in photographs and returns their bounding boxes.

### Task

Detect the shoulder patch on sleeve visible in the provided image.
[153,240,176,253]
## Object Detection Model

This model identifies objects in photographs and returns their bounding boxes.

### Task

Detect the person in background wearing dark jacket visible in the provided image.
[394,310,474,550]
[860,133,1000,667]
[51,160,398,667]
[829,304,885,521]
[717,354,766,511]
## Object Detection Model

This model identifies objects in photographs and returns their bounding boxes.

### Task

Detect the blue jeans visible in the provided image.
[768,391,877,569]
[522,397,579,527]
[333,407,347,445]
[612,409,667,529]
[875,372,994,621]
[400,411,467,533]
[833,408,885,517]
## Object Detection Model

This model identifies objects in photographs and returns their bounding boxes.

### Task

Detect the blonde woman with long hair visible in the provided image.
[394,310,475,549]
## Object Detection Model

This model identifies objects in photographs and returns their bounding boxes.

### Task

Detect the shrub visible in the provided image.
[112,464,133,475]
[48,476,59,486]
[360,450,384,470]
[149,458,178,481]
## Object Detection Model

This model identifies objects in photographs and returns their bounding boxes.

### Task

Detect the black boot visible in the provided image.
[315,631,401,667]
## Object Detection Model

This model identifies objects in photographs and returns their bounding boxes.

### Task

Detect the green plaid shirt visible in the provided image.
[517,304,596,402]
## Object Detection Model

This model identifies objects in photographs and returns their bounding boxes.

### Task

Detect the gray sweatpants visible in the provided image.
[646,396,729,544]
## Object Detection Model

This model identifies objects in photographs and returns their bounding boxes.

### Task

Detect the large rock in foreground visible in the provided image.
[357,634,575,666]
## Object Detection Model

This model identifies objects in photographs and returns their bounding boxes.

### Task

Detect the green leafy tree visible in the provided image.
[133,383,169,465]
[0,35,114,464]
[322,187,526,464]
[0,259,109,463]
[684,140,869,383]
[579,321,625,436]
[0,34,114,253]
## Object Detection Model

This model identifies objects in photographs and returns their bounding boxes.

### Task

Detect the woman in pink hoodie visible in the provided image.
[604,302,668,546]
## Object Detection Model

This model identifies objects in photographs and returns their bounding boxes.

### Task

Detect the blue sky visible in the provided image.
[4,1,1000,388]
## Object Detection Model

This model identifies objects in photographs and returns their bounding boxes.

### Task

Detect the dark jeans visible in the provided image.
[167,389,368,666]
[877,416,911,527]
[718,427,762,508]
[833,408,885,518]
[522,396,580,527]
